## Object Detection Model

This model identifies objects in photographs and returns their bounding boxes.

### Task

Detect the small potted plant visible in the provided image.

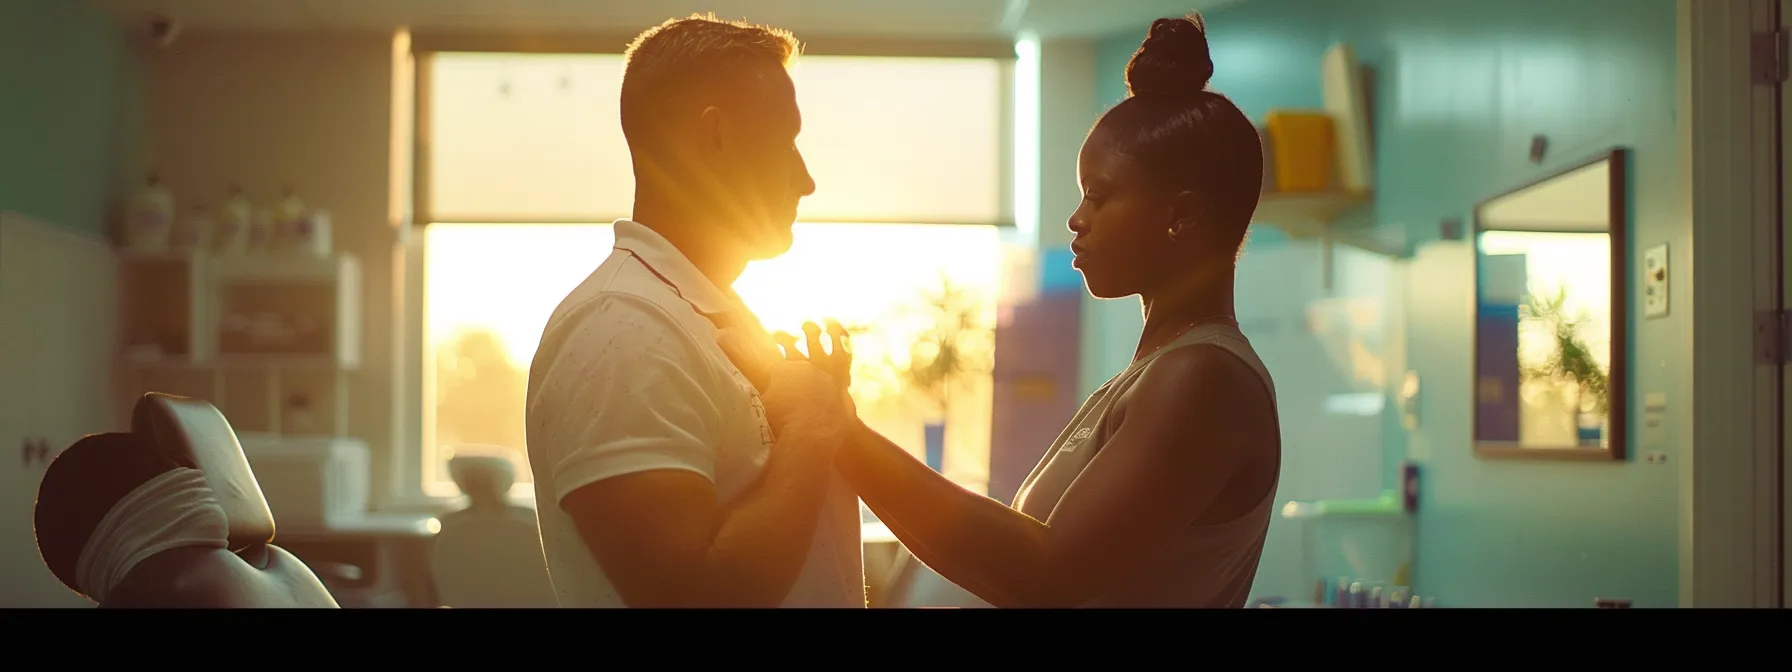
[1519,287,1609,446]
[895,275,994,473]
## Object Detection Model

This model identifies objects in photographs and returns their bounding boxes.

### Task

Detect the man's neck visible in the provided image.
[633,197,748,290]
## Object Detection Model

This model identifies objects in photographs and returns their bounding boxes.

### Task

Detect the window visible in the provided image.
[418,51,1012,502]
[426,52,1008,225]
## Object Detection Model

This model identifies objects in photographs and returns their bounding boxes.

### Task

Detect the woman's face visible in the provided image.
[1067,128,1182,299]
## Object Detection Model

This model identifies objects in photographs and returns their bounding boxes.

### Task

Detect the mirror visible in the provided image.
[1472,149,1627,461]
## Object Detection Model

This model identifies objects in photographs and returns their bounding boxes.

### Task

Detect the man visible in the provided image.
[525,14,863,608]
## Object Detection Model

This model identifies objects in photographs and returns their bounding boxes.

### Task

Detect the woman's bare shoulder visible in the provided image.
[1135,344,1271,409]
[1121,343,1279,450]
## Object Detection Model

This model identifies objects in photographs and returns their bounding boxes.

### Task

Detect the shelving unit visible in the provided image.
[1281,490,1415,602]
[116,249,362,438]
[1280,490,1407,521]
[1252,43,1403,288]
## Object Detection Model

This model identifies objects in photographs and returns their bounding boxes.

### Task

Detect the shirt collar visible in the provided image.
[611,219,738,317]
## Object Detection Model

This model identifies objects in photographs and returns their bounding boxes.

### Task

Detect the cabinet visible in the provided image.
[116,249,369,528]
[118,251,361,437]
[0,213,116,607]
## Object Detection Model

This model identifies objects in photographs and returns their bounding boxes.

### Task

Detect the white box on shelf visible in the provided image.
[238,433,371,529]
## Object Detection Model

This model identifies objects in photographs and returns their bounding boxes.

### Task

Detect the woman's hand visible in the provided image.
[799,320,853,393]
[719,319,858,426]
[760,360,850,440]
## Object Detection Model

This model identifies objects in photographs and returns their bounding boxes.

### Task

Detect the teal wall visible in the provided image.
[0,0,143,236]
[1091,0,1681,607]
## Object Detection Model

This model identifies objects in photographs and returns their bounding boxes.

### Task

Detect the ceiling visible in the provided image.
[87,0,1249,41]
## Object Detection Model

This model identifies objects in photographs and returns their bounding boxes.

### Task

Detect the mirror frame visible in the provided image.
[1470,147,1628,462]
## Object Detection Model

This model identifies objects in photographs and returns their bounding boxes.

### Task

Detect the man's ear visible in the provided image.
[697,105,727,154]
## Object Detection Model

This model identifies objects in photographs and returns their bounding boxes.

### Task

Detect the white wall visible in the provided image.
[142,32,406,504]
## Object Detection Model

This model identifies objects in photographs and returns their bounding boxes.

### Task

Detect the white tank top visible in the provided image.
[1012,322,1280,608]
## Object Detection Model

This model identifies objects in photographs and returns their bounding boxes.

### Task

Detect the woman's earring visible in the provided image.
[1166,225,1181,241]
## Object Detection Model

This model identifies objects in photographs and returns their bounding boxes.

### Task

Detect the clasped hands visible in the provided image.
[718,319,858,441]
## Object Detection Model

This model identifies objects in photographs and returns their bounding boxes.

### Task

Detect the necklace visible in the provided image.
[1133,314,1238,361]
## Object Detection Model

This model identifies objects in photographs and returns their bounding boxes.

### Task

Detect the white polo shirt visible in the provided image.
[525,219,864,608]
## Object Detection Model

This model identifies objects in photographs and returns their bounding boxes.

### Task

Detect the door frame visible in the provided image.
[1782,0,1792,609]
[1678,0,1784,608]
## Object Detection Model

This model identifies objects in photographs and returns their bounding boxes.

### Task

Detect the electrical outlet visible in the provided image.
[1643,243,1669,318]
[1645,452,1668,465]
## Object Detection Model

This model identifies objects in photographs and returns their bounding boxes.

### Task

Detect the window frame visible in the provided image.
[394,36,1018,510]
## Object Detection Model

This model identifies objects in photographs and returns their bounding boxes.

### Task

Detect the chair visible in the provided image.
[429,454,557,608]
[35,392,346,607]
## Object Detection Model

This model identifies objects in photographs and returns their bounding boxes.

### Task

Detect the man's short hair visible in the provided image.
[619,13,802,147]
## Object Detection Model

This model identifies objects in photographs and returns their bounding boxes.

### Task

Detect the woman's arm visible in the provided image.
[843,344,1271,607]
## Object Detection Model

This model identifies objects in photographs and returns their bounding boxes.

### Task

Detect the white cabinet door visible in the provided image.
[0,217,102,607]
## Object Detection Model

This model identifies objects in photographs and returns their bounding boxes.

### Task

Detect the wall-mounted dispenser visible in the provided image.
[1398,370,1421,430]
[1400,461,1420,513]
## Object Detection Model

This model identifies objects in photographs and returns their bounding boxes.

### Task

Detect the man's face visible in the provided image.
[712,67,815,260]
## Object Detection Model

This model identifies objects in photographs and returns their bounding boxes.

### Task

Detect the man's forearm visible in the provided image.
[696,419,843,607]
[837,420,1059,607]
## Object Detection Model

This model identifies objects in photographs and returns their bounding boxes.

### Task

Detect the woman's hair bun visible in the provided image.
[1124,13,1215,100]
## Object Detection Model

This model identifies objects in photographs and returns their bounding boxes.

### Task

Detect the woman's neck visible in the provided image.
[1135,269,1236,361]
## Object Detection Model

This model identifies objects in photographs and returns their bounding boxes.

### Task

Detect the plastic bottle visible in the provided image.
[127,173,175,252]
[217,186,253,255]
[274,186,307,252]
[295,210,332,258]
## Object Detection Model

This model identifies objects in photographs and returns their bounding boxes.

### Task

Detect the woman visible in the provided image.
[741,12,1279,608]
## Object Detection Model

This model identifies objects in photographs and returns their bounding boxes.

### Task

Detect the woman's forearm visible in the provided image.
[838,420,1068,607]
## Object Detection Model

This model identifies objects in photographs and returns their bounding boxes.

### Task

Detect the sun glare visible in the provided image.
[424,223,1001,365]
[420,51,1010,495]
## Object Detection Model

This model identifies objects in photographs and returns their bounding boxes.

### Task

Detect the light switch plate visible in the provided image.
[1643,243,1669,318]
[1643,392,1668,411]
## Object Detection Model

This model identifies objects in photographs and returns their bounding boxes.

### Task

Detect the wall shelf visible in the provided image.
[1281,490,1409,521]
[116,249,362,438]
[1251,43,1407,286]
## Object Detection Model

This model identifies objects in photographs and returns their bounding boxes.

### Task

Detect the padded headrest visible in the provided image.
[130,393,276,552]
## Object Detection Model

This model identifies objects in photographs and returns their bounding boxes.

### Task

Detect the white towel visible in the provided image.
[74,467,229,604]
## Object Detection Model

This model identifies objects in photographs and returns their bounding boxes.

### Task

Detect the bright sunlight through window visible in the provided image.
[423,223,1002,497]
[419,50,1012,501]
